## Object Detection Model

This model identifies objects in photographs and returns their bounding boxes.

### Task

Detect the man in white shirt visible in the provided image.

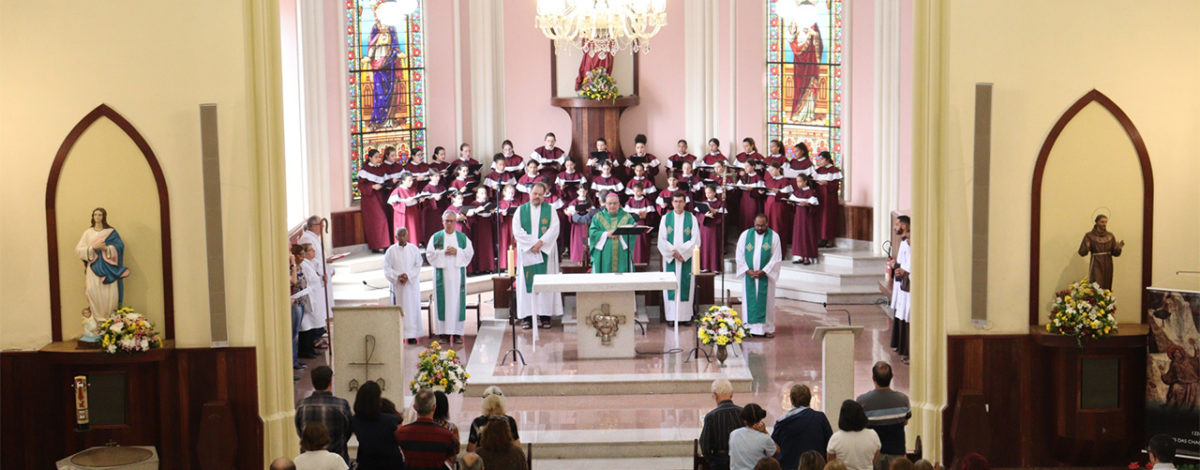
[383,227,424,344]
[1147,434,1178,470]
[658,193,699,325]
[512,182,564,330]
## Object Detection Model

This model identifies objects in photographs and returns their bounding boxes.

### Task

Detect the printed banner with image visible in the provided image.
[1146,287,1200,461]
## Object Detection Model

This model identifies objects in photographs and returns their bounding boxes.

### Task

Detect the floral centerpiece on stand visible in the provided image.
[579,67,620,102]
[1047,277,1117,347]
[410,341,469,394]
[698,305,748,366]
[98,306,164,354]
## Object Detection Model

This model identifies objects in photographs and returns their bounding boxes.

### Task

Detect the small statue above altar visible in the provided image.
[1078,214,1124,290]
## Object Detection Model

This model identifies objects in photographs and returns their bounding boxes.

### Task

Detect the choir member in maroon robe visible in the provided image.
[813,151,843,247]
[466,187,498,274]
[624,163,658,199]
[667,139,697,173]
[585,137,615,178]
[676,161,703,199]
[590,161,624,199]
[764,163,795,248]
[454,143,482,180]
[492,139,524,177]
[564,184,595,263]
[737,163,766,232]
[429,145,451,178]
[623,183,657,265]
[555,159,586,201]
[732,137,764,176]
[696,138,727,179]
[358,149,392,252]
[515,160,543,204]
[446,192,469,233]
[404,147,432,185]
[786,142,816,180]
[789,176,820,264]
[764,140,787,167]
[483,154,515,197]
[627,134,662,178]
[450,164,475,197]
[697,185,727,272]
[380,146,403,242]
[386,172,425,249]
[532,132,567,178]
[420,172,449,242]
[657,174,692,215]
[497,184,520,271]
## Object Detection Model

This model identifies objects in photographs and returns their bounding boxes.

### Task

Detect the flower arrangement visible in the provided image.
[98,307,164,354]
[579,67,620,102]
[698,305,748,347]
[410,341,469,394]
[1046,277,1117,346]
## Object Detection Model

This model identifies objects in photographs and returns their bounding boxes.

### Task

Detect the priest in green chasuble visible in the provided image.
[735,214,782,338]
[512,182,564,330]
[426,210,475,343]
[588,192,636,273]
[658,193,699,325]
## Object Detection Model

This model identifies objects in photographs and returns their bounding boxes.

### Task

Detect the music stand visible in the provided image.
[499,278,526,366]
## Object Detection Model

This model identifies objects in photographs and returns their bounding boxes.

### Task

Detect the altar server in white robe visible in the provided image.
[299,243,329,356]
[658,192,700,325]
[384,227,425,344]
[735,214,783,337]
[299,216,334,315]
[512,182,565,332]
[890,215,911,359]
[426,210,475,344]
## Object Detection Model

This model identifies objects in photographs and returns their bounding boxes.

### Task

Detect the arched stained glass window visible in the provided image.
[766,0,843,167]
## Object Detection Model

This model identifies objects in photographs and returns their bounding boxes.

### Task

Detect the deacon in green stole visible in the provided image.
[588,192,636,273]
[425,210,475,341]
[735,214,782,337]
[657,193,700,324]
[512,183,564,330]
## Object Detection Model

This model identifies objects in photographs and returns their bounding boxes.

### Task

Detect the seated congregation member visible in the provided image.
[826,400,881,470]
[555,159,586,200]
[357,149,391,253]
[531,132,566,177]
[295,366,352,464]
[466,186,498,275]
[565,185,598,263]
[454,143,482,180]
[493,139,524,175]
[497,184,520,271]
[856,362,911,460]
[669,139,697,171]
[475,416,529,470]
[698,184,728,272]
[813,151,843,247]
[350,381,404,470]
[771,384,834,470]
[737,163,767,232]
[458,453,484,470]
[625,162,658,198]
[786,143,816,180]
[420,171,449,242]
[515,160,543,204]
[432,391,462,465]
[428,145,451,177]
[484,154,516,196]
[789,176,821,265]
[467,386,521,452]
[677,161,704,198]
[624,182,657,265]
[628,133,662,178]
[657,173,691,214]
[427,210,475,344]
[765,139,787,167]
[395,389,458,470]
[696,137,727,178]
[270,458,297,470]
[755,458,785,470]
[798,450,828,470]
[404,147,432,184]
[387,172,425,247]
[765,163,795,249]
[729,404,780,470]
[590,161,625,196]
[700,379,743,470]
[384,228,425,344]
[733,137,764,175]
[585,137,614,177]
[294,423,349,470]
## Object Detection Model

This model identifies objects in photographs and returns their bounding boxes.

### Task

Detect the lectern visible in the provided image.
[813,325,864,426]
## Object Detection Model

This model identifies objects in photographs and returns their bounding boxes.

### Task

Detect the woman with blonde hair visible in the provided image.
[466,386,521,452]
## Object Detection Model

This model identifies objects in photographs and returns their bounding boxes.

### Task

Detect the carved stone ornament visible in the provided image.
[586,303,627,346]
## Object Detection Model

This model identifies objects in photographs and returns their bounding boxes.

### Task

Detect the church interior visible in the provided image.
[1,1,1198,469]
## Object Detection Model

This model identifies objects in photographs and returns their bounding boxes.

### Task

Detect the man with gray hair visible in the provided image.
[427,210,475,343]
[699,379,742,470]
[395,389,458,468]
[457,452,484,470]
[588,192,637,273]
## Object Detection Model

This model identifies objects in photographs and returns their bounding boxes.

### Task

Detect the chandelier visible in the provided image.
[536,0,668,58]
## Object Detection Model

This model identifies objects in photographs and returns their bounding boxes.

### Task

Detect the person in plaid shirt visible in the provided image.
[295,366,352,463]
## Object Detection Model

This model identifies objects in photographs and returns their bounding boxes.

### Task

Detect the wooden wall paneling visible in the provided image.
[332,209,365,248]
[1,352,55,470]
[842,205,872,241]
[944,335,1039,467]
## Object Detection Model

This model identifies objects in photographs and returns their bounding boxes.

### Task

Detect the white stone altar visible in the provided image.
[533,272,676,359]
[813,325,863,426]
[332,305,405,405]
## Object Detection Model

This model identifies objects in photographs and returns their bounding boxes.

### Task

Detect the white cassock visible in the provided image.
[384,242,424,339]
[299,258,328,332]
[299,229,334,315]
[512,202,564,324]
[891,238,911,322]
[426,230,474,336]
[657,210,699,323]
[735,229,782,335]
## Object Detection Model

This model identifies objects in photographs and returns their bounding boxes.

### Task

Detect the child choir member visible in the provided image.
[676,161,703,199]
[703,160,733,197]
[697,185,727,272]
[789,176,820,264]
[785,142,815,180]
[590,161,624,197]
[623,182,657,264]
[764,139,787,167]
[764,162,794,249]
[564,183,595,263]
[429,145,451,178]
[656,173,692,214]
[585,137,615,178]
[627,134,661,178]
[695,138,727,178]
[544,186,570,252]
[624,163,658,198]
[420,172,450,241]
[466,186,497,274]
[387,172,425,249]
[532,132,567,178]
[492,139,524,176]
[446,192,469,233]
[482,154,515,197]
[667,139,697,172]
[555,159,586,201]
[497,184,520,271]
[515,160,543,204]
[736,162,766,232]
[404,147,432,184]
[450,164,475,195]
[813,151,843,247]
[380,146,403,241]
[732,137,764,174]
[358,149,392,252]
[454,143,481,180]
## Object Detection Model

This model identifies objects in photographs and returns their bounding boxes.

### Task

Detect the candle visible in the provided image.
[507,247,515,277]
[693,245,701,275]
[73,375,90,430]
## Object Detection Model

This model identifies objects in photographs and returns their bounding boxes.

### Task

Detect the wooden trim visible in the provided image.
[46,104,175,341]
[1029,90,1153,326]
[549,95,641,109]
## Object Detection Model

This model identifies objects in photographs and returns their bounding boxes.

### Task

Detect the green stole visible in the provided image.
[519,202,552,293]
[665,211,694,302]
[432,230,467,321]
[591,210,634,273]
[744,228,775,323]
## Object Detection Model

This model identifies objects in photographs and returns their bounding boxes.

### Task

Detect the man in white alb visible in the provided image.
[426,210,475,344]
[384,227,424,344]
[658,192,700,326]
[735,214,782,338]
[512,182,564,330]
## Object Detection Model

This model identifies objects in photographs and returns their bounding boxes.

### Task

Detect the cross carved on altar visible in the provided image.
[347,334,386,391]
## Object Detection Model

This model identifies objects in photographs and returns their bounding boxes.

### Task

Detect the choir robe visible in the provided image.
[656,187,692,215]
[465,203,498,274]
[429,160,451,178]
[405,161,432,183]
[357,162,392,250]
[667,153,697,172]
[732,152,764,171]
[764,174,794,246]
[386,184,424,248]
[514,172,543,204]
[785,156,815,180]
[623,175,659,198]
[567,197,594,263]
[554,171,586,201]
[789,187,820,260]
[697,198,727,272]
[483,171,515,197]
[764,153,787,167]
[590,174,624,198]
[383,241,424,339]
[658,210,700,322]
[450,177,475,197]
[623,196,657,265]
[492,154,524,176]
[420,183,449,242]
[588,209,637,273]
[677,173,703,199]
[532,146,567,178]
[512,201,565,322]
[546,194,571,251]
[584,150,612,177]
[735,228,782,336]
[814,164,844,241]
[627,152,661,178]
[736,174,766,232]
[451,157,482,181]
[426,229,475,336]
[497,198,519,270]
[695,152,727,178]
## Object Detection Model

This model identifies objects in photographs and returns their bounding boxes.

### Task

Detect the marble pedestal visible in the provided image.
[813,325,863,426]
[534,272,676,359]
[332,305,405,405]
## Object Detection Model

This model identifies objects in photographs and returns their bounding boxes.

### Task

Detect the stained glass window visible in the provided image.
[347,0,426,200]
[766,0,843,167]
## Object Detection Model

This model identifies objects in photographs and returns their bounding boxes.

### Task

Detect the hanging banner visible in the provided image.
[1146,287,1200,461]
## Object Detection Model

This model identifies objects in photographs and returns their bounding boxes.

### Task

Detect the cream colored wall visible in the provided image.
[54,119,166,337]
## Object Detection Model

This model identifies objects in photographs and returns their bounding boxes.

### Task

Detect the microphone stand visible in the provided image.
[822,302,852,326]
[720,169,729,305]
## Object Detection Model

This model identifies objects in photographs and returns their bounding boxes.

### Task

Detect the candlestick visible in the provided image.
[507,247,515,277]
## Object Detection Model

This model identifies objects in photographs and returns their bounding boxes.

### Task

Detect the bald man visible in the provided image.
[426,210,475,344]
[588,192,637,273]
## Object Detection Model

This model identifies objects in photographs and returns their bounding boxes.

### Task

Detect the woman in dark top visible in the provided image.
[350,381,404,469]
[475,416,527,470]
[466,387,520,452]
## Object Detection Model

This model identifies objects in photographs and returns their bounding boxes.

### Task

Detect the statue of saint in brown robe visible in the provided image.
[1077,215,1124,290]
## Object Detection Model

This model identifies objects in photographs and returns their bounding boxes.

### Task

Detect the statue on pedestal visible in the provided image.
[1078,214,1124,290]
[74,208,131,343]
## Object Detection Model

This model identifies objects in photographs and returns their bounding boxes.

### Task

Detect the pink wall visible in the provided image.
[618,0,687,159]
[501,0,573,157]
[425,0,463,156]
[733,0,766,154]
[898,0,913,212]
[846,0,875,207]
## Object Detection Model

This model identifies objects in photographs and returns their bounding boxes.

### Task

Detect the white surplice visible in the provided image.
[299,258,328,332]
[425,230,474,336]
[384,242,425,339]
[891,239,911,322]
[299,229,334,319]
[512,202,564,322]
[734,229,783,335]
[657,210,699,322]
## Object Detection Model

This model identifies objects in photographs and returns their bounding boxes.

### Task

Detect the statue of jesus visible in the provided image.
[74,208,131,322]
[1078,214,1124,290]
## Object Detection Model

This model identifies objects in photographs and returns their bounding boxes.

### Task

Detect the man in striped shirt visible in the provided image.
[395,389,459,469]
[699,379,743,470]
[855,361,911,458]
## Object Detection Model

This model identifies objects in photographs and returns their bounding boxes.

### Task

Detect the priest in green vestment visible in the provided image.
[735,214,782,338]
[426,210,475,343]
[588,192,637,273]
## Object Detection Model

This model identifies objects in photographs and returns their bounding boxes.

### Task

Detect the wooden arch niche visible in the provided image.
[46,104,174,342]
[1029,90,1153,325]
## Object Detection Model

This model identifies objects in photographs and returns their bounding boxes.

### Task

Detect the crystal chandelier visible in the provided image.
[536,0,668,58]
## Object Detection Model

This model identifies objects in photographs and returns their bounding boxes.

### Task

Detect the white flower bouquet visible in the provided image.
[98,306,164,354]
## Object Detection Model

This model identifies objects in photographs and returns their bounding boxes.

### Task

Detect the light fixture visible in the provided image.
[775,0,819,28]
[536,0,668,58]
[376,0,418,28]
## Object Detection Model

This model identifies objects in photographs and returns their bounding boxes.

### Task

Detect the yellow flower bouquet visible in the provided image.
[579,67,620,102]
[1047,277,1117,346]
[410,341,469,394]
[98,306,164,354]
[698,305,748,346]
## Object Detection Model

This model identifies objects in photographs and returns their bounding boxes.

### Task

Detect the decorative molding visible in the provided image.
[1028,89,1153,325]
[468,0,505,156]
[871,0,901,251]
[45,104,175,342]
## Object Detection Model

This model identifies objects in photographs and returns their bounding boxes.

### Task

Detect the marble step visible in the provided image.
[728,282,887,306]
[330,265,436,286]
[779,263,885,288]
[819,248,888,269]
[331,273,495,307]
[532,456,692,469]
[520,427,700,459]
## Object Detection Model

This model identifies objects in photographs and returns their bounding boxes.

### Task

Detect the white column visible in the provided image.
[685,0,719,148]
[295,0,338,222]
[872,0,901,252]
[469,0,505,156]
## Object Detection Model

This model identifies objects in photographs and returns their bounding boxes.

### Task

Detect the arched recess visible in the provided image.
[46,104,174,341]
[1029,90,1153,325]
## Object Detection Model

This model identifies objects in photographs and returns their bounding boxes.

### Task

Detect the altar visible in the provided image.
[533,272,676,359]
